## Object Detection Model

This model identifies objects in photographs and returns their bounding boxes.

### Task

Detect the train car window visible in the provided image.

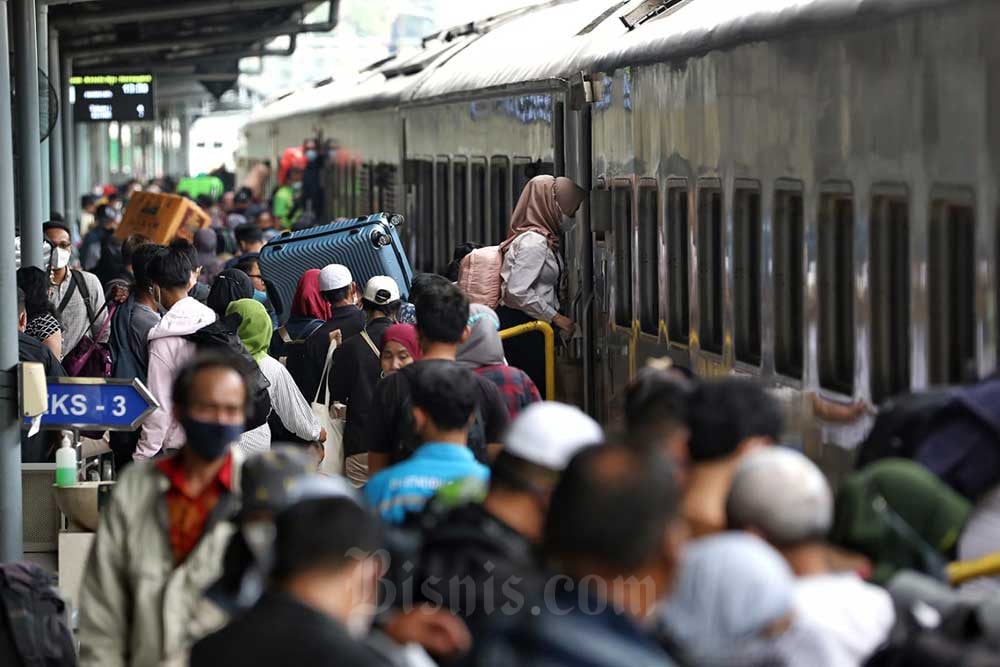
[733,183,762,365]
[928,193,976,384]
[773,184,804,379]
[359,163,373,215]
[491,157,511,244]
[667,183,689,344]
[818,189,855,394]
[513,158,533,210]
[415,159,435,273]
[374,163,397,213]
[540,161,555,176]
[697,184,724,354]
[870,190,910,403]
[638,184,660,335]
[613,184,634,328]
[454,158,469,243]
[591,181,612,236]
[435,158,451,273]
[471,159,488,245]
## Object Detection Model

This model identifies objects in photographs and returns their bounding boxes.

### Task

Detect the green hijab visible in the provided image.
[226,298,271,363]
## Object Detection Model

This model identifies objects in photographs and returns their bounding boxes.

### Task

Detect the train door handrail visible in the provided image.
[499,320,555,400]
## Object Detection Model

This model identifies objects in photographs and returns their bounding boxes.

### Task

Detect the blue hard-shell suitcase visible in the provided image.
[258,213,413,324]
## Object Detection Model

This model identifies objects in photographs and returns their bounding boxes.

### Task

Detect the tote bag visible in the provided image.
[312,331,345,475]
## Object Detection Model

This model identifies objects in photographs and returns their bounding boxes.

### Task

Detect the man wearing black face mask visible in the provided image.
[78,354,249,667]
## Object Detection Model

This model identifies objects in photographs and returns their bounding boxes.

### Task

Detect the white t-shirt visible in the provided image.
[794,573,895,666]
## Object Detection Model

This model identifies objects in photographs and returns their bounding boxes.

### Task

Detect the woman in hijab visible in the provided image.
[226,299,322,457]
[269,268,330,358]
[207,268,255,319]
[497,175,586,391]
[194,229,222,286]
[659,532,837,666]
[458,303,540,418]
[379,323,420,377]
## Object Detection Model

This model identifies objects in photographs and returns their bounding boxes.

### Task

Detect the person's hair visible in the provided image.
[17,288,25,316]
[80,194,96,209]
[16,267,57,320]
[625,367,694,448]
[405,359,477,431]
[234,254,260,278]
[272,497,383,583]
[121,234,153,267]
[235,223,263,245]
[235,187,253,205]
[408,273,451,309]
[95,204,117,224]
[543,444,679,575]
[726,448,833,547]
[195,194,214,209]
[686,378,783,463]
[321,285,351,305]
[168,238,200,268]
[148,245,194,290]
[490,450,560,494]
[361,297,401,316]
[42,220,71,237]
[444,242,483,282]
[132,244,165,291]
[414,281,469,344]
[171,353,250,412]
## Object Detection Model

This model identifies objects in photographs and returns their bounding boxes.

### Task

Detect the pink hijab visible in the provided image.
[501,175,586,252]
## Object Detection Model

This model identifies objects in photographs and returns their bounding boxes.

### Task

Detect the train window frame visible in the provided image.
[591,176,612,236]
[470,158,488,246]
[697,180,724,355]
[927,186,976,385]
[773,180,805,381]
[435,156,451,273]
[613,179,634,329]
[817,183,856,396]
[637,180,660,337]
[453,157,469,245]
[490,156,511,244]
[733,180,762,367]
[512,157,534,211]
[412,157,435,274]
[869,184,911,404]
[666,179,690,346]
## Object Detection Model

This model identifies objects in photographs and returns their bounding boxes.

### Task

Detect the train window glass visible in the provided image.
[540,161,555,177]
[435,158,451,273]
[733,183,762,365]
[454,158,469,243]
[614,184,633,328]
[374,163,397,213]
[513,158,533,209]
[359,163,373,215]
[928,194,976,385]
[870,191,910,403]
[415,159,435,273]
[667,183,689,344]
[818,189,855,394]
[471,159,488,245]
[697,185,724,354]
[773,184,804,379]
[638,184,660,335]
[491,157,510,244]
[591,182,611,236]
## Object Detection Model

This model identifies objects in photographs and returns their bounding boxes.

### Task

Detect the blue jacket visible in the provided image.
[364,443,489,524]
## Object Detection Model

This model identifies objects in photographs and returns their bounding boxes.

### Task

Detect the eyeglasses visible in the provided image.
[247,274,264,280]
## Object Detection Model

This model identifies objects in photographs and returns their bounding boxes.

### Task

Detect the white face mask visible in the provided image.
[560,215,577,234]
[52,247,71,270]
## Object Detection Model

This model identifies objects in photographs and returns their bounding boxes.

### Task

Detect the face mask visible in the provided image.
[560,215,577,233]
[52,247,71,270]
[305,149,318,161]
[253,289,268,304]
[180,415,243,461]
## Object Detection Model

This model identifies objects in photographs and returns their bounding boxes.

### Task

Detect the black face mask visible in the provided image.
[180,416,244,461]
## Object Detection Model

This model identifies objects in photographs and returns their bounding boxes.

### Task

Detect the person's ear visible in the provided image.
[17,311,27,331]
[411,405,427,435]
[459,325,471,344]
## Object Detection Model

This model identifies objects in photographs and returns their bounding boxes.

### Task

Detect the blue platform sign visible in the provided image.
[26,378,159,432]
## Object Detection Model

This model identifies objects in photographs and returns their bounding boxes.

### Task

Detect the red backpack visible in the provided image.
[457,246,504,308]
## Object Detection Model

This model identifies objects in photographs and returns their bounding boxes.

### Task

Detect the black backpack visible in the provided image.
[0,562,76,667]
[856,388,958,470]
[184,316,273,430]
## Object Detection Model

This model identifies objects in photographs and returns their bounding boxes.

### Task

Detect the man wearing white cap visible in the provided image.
[292,264,366,402]
[415,401,603,642]
[329,276,402,486]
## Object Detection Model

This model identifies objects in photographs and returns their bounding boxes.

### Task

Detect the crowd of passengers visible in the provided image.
[8,171,1000,667]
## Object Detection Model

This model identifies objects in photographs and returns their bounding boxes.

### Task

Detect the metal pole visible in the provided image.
[47,27,63,217]
[36,3,50,214]
[0,0,25,561]
[60,54,75,236]
[14,0,44,268]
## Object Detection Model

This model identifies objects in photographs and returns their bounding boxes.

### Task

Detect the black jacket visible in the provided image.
[191,590,387,667]
[329,316,393,458]
[291,305,366,401]
[19,333,65,463]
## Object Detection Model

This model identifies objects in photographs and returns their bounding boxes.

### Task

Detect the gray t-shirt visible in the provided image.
[49,269,108,356]
[129,303,161,378]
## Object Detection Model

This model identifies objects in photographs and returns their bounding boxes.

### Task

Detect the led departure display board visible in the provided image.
[71,74,156,122]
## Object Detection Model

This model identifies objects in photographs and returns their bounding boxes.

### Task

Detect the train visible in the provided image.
[236,0,1000,476]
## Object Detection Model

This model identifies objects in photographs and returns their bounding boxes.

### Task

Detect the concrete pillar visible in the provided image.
[179,109,190,178]
[36,3,49,214]
[76,121,88,198]
[60,54,75,235]
[0,0,25,561]
[47,27,63,218]
[13,0,44,267]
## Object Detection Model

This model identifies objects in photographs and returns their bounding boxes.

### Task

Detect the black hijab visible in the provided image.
[207,268,254,318]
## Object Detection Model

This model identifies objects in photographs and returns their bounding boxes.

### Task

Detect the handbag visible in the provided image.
[311,331,345,475]
[63,302,115,378]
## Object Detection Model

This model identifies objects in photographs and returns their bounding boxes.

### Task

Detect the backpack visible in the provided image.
[0,562,76,667]
[458,246,504,308]
[184,317,273,430]
[856,388,958,470]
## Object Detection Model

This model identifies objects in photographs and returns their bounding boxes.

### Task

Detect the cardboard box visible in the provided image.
[115,192,211,245]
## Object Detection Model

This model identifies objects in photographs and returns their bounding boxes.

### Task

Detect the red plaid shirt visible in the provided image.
[475,365,542,420]
[156,452,234,564]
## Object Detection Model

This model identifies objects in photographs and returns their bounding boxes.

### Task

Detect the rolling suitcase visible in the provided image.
[258,213,413,324]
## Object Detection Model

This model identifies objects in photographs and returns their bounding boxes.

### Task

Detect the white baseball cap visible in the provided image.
[363,275,401,306]
[503,402,603,471]
[318,264,352,292]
